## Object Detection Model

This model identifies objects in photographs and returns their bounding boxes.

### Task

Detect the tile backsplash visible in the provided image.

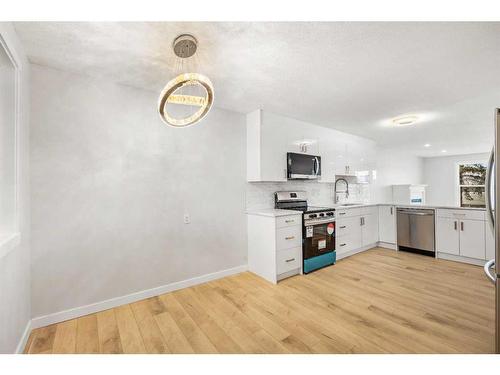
[246,179,371,210]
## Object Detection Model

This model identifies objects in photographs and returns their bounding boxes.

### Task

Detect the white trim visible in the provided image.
[377,241,397,250]
[336,243,377,260]
[0,33,21,242]
[436,252,486,267]
[31,264,247,329]
[15,319,31,354]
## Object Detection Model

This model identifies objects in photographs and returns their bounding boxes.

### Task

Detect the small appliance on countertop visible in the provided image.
[274,191,336,273]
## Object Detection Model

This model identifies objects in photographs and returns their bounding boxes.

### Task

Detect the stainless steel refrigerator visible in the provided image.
[485,108,500,354]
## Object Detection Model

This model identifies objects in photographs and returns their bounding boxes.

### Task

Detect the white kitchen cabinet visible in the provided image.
[247,212,302,284]
[378,205,396,244]
[247,109,377,183]
[336,206,378,259]
[436,209,487,261]
[436,217,460,255]
[459,219,485,259]
[486,222,495,261]
[246,110,287,182]
[361,213,379,246]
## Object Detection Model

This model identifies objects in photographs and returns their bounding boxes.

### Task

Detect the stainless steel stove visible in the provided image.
[274,191,336,274]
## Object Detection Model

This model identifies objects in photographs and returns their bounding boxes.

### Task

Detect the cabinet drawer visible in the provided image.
[336,234,362,254]
[336,216,361,238]
[276,214,302,229]
[336,207,362,219]
[436,209,485,221]
[276,246,301,274]
[276,225,302,250]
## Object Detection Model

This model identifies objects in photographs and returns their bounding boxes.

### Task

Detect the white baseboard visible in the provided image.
[377,241,397,250]
[31,264,247,329]
[15,319,31,354]
[336,243,377,260]
[436,252,485,267]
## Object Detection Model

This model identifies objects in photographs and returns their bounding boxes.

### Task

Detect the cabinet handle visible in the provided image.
[390,207,393,215]
[339,212,346,216]
[284,168,287,179]
[340,225,346,229]
[454,221,457,230]
[460,221,464,231]
[285,258,295,263]
[285,236,295,240]
[340,243,346,247]
[285,219,295,223]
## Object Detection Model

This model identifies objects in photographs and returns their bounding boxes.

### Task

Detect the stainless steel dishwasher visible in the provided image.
[396,208,435,256]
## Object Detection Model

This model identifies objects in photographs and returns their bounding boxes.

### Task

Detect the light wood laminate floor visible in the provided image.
[24,248,496,354]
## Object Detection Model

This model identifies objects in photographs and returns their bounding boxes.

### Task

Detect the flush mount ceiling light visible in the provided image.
[158,34,214,127]
[392,115,419,126]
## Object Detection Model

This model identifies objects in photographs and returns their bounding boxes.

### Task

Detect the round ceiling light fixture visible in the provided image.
[158,34,214,127]
[392,115,419,126]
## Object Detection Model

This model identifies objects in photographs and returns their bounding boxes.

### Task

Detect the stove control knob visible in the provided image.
[319,213,325,217]
[309,214,317,219]
[326,212,334,216]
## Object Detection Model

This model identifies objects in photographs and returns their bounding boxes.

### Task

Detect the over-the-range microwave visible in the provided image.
[287,152,321,179]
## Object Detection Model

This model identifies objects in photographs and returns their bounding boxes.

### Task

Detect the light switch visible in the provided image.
[183,213,191,224]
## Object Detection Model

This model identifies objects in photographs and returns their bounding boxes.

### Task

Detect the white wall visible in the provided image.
[423,152,490,206]
[0,23,31,353]
[30,65,247,319]
[373,148,424,203]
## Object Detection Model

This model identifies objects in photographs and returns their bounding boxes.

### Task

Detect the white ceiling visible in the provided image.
[13,22,500,157]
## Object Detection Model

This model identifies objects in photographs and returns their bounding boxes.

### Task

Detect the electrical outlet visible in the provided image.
[183,213,190,224]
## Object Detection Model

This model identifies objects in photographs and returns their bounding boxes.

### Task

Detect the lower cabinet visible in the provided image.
[247,213,302,284]
[362,213,379,246]
[435,209,487,261]
[378,205,396,244]
[336,206,378,259]
[436,217,460,255]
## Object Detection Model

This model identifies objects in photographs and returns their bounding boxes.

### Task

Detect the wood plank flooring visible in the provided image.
[24,248,496,354]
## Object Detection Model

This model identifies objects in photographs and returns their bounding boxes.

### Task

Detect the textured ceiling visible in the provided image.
[13,22,500,156]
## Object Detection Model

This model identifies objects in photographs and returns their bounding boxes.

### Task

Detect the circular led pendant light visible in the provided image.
[158,34,214,127]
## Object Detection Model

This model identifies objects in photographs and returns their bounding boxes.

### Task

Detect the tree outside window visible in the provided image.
[458,163,487,208]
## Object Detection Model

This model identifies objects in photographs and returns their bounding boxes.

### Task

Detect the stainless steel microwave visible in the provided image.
[287,152,321,179]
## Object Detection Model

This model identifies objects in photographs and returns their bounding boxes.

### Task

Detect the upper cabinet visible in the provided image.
[246,109,377,183]
[247,110,287,182]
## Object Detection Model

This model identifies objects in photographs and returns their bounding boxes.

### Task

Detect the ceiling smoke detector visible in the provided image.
[172,34,198,58]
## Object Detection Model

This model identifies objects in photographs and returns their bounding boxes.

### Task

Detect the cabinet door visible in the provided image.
[260,112,287,182]
[459,219,485,260]
[378,205,396,244]
[362,214,379,246]
[436,217,460,255]
[486,221,495,261]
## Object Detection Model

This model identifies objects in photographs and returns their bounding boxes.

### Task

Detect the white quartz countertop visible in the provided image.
[245,208,303,217]
[371,203,485,211]
[246,203,486,217]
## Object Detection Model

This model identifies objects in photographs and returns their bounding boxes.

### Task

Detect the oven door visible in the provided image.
[287,152,321,179]
[303,221,335,259]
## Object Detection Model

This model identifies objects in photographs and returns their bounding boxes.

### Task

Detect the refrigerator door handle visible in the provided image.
[484,259,496,284]
[486,147,495,230]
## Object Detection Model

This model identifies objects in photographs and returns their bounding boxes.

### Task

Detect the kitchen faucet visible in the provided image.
[335,178,349,203]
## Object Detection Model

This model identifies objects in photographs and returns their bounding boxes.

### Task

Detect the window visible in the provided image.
[458,163,487,208]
